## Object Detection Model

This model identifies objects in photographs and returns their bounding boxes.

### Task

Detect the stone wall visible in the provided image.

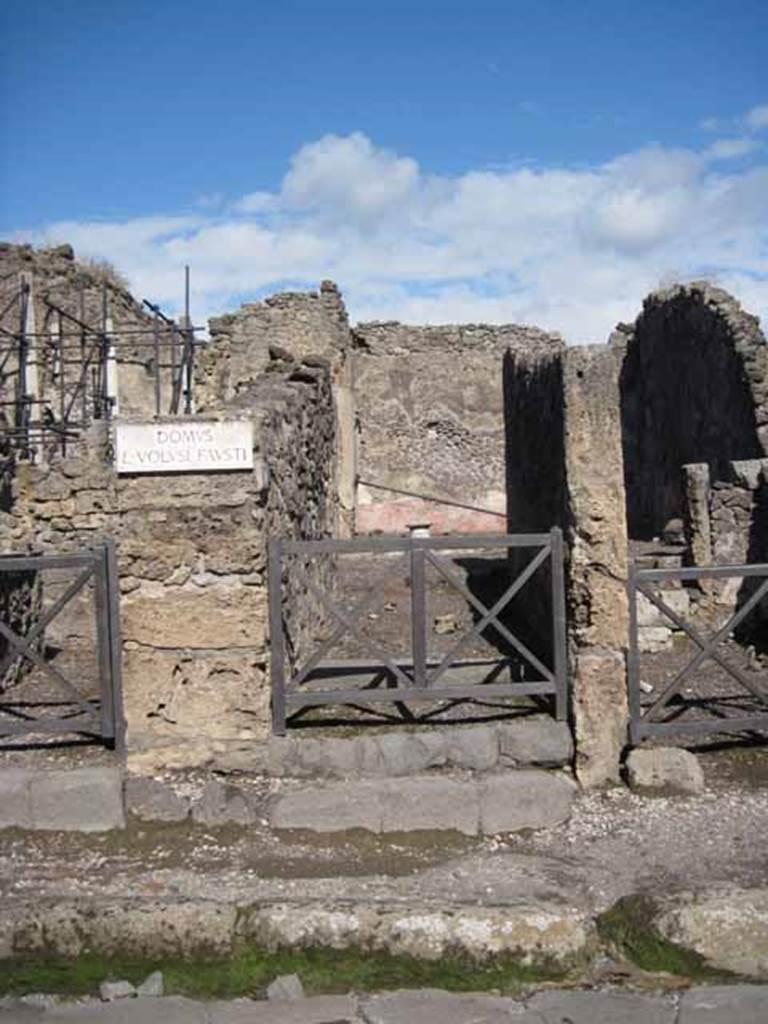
[3,359,337,770]
[353,321,561,534]
[617,283,768,540]
[503,345,629,787]
[683,458,768,645]
[197,282,355,534]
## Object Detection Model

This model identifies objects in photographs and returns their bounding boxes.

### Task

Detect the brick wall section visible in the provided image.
[618,283,768,539]
[353,321,561,534]
[3,361,337,770]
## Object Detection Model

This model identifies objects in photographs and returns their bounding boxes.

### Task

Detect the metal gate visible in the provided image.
[268,529,567,734]
[0,540,124,749]
[628,559,768,742]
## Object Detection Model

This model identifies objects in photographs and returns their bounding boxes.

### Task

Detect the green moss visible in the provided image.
[597,895,735,981]
[0,946,567,1000]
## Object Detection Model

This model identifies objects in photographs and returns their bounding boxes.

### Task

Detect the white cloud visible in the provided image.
[706,137,762,161]
[746,105,768,131]
[12,129,768,344]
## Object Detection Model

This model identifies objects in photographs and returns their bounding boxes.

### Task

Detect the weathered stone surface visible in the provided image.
[24,995,209,1021]
[571,649,627,789]
[626,747,705,795]
[479,771,576,834]
[28,768,125,832]
[270,772,575,836]
[206,995,359,1023]
[122,649,270,756]
[12,900,237,959]
[655,887,768,977]
[679,985,768,1024]
[124,777,189,823]
[270,779,383,833]
[191,780,257,827]
[497,718,573,766]
[0,770,32,828]
[444,726,498,771]
[242,903,594,966]
[121,583,266,650]
[637,625,674,653]
[528,989,676,1023]
[99,980,135,1002]
[266,973,304,1001]
[380,777,479,835]
[135,971,163,997]
[361,989,535,1024]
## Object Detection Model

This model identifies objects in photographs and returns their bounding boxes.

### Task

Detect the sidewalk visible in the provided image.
[2,986,768,1023]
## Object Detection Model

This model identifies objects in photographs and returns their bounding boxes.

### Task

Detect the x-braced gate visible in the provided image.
[0,541,124,749]
[268,529,568,734]
[628,560,768,742]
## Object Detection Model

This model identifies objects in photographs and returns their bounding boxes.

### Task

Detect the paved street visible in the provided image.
[2,986,767,1023]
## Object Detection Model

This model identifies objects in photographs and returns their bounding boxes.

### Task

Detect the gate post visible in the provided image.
[410,542,427,687]
[104,538,126,754]
[627,559,641,744]
[268,538,287,734]
[550,527,568,721]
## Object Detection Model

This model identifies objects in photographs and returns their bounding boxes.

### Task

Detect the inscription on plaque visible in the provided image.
[115,421,254,474]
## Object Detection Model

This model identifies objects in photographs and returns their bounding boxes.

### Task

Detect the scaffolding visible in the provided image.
[0,266,203,460]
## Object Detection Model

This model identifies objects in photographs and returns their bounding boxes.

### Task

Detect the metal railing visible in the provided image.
[0,268,202,458]
[0,541,124,749]
[268,528,568,734]
[628,560,768,742]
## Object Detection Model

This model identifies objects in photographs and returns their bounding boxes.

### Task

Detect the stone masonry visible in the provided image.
[2,357,337,770]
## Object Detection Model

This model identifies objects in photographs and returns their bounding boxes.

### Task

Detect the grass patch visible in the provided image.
[0,946,568,1000]
[597,895,735,981]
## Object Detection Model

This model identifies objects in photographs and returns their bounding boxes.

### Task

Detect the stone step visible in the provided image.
[269,769,577,835]
[0,766,124,832]
[267,716,573,780]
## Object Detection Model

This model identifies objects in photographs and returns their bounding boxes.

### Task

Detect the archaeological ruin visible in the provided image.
[0,239,766,816]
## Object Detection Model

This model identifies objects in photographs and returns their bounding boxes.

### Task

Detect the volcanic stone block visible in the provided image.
[479,771,576,834]
[28,767,125,832]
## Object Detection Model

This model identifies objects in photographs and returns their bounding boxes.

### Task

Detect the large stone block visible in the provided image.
[479,771,576,834]
[0,769,32,828]
[380,777,479,835]
[679,985,768,1024]
[625,747,705,796]
[497,717,573,766]
[572,648,628,789]
[124,776,190,823]
[270,779,384,833]
[28,767,125,832]
[655,888,768,978]
[121,582,266,650]
[528,989,676,1024]
[13,899,237,959]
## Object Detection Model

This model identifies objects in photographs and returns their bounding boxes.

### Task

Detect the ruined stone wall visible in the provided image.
[618,283,768,540]
[4,360,337,770]
[353,322,561,535]
[683,458,768,641]
[0,243,176,423]
[197,282,354,533]
[504,344,629,787]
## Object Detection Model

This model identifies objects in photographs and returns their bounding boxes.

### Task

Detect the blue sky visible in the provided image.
[1,0,767,341]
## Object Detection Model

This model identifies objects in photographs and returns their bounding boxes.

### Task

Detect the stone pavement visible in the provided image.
[1,986,767,1023]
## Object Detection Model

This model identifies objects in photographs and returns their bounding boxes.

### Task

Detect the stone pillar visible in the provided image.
[562,346,629,788]
[682,463,711,567]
